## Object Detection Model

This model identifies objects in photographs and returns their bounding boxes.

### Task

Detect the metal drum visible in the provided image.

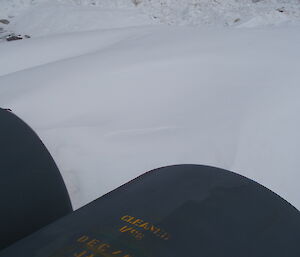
[0,108,72,250]
[1,164,299,256]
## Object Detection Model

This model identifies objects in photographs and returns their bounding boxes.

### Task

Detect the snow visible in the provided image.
[138,0,300,27]
[2,0,300,36]
[0,0,300,210]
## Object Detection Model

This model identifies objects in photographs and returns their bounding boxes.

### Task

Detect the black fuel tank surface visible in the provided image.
[0,108,72,250]
[1,163,299,257]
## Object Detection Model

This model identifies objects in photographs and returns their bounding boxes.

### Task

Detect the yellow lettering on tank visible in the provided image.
[86,239,100,248]
[131,219,144,226]
[150,225,161,234]
[120,215,171,240]
[77,236,89,243]
[112,250,122,255]
[97,243,110,251]
[74,251,94,257]
[160,232,169,239]
[139,222,150,230]
[135,232,144,240]
[121,215,132,222]
[127,216,135,223]
[119,226,134,233]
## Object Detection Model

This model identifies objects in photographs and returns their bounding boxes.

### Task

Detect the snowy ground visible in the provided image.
[1,0,300,37]
[0,0,300,210]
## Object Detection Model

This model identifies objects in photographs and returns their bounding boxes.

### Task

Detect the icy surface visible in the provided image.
[0,0,300,210]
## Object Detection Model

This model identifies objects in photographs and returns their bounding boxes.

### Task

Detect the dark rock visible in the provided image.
[4,33,31,42]
[6,34,23,41]
[0,19,10,25]
[277,7,286,13]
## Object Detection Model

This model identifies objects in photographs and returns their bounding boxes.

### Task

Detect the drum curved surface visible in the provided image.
[1,164,299,256]
[0,108,72,250]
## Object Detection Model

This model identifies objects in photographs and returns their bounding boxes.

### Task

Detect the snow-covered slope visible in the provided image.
[1,0,300,38]
[138,0,300,27]
[0,0,299,210]
[1,25,300,210]
[0,0,152,39]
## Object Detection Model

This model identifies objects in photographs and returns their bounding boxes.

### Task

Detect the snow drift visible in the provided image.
[1,25,300,209]
[0,0,299,210]
[1,0,300,37]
